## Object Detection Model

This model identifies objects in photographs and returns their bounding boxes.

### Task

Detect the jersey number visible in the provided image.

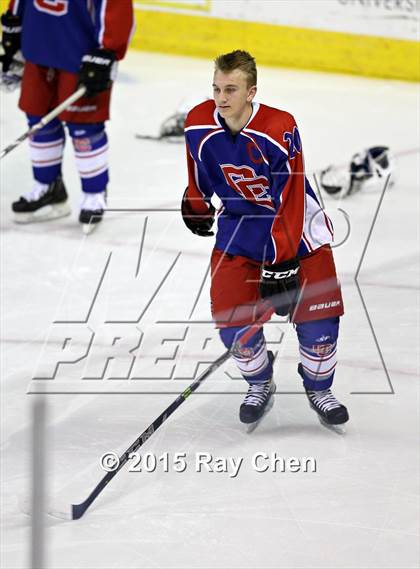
[34,0,69,16]
[283,126,302,159]
[220,164,274,210]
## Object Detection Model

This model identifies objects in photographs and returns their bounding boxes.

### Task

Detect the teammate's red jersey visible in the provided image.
[8,0,134,73]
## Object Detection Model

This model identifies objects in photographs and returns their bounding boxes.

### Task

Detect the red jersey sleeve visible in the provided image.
[184,102,216,214]
[268,114,305,264]
[184,145,213,214]
[8,0,24,17]
[97,0,134,61]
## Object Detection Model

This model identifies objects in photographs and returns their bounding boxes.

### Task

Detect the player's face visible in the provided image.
[213,69,256,121]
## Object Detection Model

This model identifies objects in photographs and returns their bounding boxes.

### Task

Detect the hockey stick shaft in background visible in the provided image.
[0,85,86,160]
[70,304,275,520]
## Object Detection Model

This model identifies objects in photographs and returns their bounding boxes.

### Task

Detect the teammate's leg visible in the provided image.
[12,115,70,223]
[12,62,70,222]
[57,69,112,231]
[26,117,65,185]
[66,122,108,230]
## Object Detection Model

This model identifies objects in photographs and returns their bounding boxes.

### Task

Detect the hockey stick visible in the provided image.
[60,304,274,521]
[0,85,86,160]
[134,133,183,143]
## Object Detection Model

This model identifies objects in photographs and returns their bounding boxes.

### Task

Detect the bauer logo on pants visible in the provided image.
[309,300,341,311]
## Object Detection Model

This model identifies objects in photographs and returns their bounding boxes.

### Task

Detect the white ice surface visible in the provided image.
[1,51,419,569]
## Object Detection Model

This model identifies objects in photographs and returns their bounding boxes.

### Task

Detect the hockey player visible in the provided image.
[1,0,134,232]
[182,50,349,428]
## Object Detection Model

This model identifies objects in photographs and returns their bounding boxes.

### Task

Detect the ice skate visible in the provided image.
[298,364,349,433]
[12,176,71,224]
[240,352,276,430]
[244,383,276,433]
[79,191,106,234]
[240,379,276,429]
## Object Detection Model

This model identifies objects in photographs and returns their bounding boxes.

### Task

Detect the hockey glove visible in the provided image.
[79,48,116,97]
[260,257,301,316]
[181,189,215,237]
[1,11,22,73]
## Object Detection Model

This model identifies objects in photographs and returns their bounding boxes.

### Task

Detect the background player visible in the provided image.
[182,50,349,428]
[1,0,134,232]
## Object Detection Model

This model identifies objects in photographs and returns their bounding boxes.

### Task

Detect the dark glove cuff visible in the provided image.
[1,11,22,32]
[81,48,116,66]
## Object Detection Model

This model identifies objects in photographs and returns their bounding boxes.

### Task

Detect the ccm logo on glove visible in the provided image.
[260,257,301,316]
[261,267,300,279]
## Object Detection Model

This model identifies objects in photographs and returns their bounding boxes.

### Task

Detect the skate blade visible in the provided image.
[81,222,100,235]
[13,202,71,224]
[246,394,275,434]
[318,415,346,434]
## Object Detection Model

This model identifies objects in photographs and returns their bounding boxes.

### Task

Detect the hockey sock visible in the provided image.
[27,115,65,185]
[67,122,109,194]
[219,326,272,384]
[295,317,339,390]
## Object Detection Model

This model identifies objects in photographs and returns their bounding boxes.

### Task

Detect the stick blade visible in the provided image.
[71,502,89,520]
[47,505,73,521]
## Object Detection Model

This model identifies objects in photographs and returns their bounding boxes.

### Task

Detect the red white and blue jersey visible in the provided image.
[185,100,334,264]
[8,0,134,73]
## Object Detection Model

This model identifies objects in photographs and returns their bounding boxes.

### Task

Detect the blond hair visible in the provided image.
[214,50,257,88]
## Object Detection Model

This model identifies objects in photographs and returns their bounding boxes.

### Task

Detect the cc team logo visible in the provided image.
[220,164,274,210]
[34,0,69,16]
